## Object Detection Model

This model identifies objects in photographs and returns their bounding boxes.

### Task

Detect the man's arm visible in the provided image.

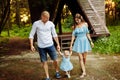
[51,23,60,51]
[53,37,60,52]
[29,38,36,52]
[29,22,37,52]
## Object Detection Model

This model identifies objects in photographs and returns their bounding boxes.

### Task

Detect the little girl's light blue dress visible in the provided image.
[72,24,92,53]
[60,55,73,71]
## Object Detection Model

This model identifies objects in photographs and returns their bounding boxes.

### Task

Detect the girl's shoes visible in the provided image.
[80,73,86,78]
[67,74,71,78]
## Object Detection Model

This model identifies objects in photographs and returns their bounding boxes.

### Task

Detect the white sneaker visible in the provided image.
[67,74,71,78]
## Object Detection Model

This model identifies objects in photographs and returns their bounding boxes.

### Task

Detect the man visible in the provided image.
[29,11,61,80]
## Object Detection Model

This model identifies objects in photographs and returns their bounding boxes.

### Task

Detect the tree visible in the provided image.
[28,0,60,23]
[28,0,92,34]
[0,0,10,35]
[113,0,120,20]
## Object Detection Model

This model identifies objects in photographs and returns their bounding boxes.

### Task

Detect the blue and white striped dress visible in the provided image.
[72,24,91,53]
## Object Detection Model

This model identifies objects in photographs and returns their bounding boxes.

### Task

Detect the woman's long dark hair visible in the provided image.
[72,13,85,30]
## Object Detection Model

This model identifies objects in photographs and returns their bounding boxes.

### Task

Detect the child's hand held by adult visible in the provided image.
[58,51,63,56]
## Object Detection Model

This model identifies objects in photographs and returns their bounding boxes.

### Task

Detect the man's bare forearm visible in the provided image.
[29,38,34,47]
[53,37,60,46]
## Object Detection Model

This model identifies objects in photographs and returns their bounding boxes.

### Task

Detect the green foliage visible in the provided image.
[106,15,120,26]
[113,0,120,8]
[93,26,120,54]
[61,15,73,33]
[1,24,32,38]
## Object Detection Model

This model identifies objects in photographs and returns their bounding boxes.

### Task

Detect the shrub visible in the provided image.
[93,26,120,54]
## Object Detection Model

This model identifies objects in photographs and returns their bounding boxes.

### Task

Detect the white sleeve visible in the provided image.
[51,23,58,37]
[29,22,37,39]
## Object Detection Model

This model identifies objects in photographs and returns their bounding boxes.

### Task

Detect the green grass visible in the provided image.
[93,26,120,54]
[1,25,31,38]
[1,23,120,54]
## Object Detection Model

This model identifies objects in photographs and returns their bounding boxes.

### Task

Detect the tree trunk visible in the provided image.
[0,0,10,34]
[16,0,21,28]
[53,0,65,34]
[28,0,60,23]
[28,0,94,34]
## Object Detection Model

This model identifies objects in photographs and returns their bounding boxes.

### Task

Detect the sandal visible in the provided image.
[80,73,86,78]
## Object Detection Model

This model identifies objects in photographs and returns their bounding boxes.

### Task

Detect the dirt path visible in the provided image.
[0,51,120,80]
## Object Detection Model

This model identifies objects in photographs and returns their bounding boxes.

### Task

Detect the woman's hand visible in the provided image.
[90,42,94,48]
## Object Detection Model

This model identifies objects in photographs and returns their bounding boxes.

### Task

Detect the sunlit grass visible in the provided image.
[1,23,120,54]
[1,25,31,38]
[93,26,120,54]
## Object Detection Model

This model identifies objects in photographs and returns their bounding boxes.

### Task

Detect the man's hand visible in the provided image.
[31,46,36,52]
[57,45,60,52]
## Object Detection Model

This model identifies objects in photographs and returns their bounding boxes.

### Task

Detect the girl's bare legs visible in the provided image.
[68,71,71,75]
[78,53,86,78]
[82,52,87,65]
[68,71,71,78]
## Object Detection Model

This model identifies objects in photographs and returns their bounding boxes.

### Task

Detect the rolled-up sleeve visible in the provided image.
[29,22,37,39]
[51,23,57,37]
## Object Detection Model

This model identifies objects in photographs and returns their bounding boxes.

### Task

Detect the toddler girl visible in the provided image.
[59,50,73,78]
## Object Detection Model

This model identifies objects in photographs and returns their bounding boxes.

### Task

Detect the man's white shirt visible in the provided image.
[29,20,57,48]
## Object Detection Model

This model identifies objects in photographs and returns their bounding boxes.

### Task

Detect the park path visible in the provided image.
[0,51,120,80]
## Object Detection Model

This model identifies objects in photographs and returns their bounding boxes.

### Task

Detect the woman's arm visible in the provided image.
[85,22,94,48]
[70,36,75,51]
[70,51,72,56]
[86,33,94,48]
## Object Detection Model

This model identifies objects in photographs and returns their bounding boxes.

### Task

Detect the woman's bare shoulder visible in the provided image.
[84,22,88,27]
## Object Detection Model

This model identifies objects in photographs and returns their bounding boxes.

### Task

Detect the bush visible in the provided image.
[60,15,73,33]
[93,26,120,54]
[1,24,32,38]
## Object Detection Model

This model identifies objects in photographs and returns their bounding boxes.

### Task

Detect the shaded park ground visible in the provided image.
[0,51,120,80]
[0,38,120,80]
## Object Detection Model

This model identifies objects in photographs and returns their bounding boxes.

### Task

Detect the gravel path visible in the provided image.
[0,51,120,80]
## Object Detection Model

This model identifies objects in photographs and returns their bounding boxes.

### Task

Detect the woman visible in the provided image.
[70,13,94,78]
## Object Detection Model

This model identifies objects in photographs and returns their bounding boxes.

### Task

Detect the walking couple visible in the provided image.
[29,11,94,80]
